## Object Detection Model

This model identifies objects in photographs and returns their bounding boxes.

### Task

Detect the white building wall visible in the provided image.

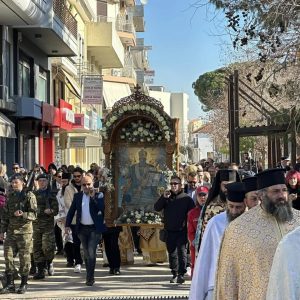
[171,92,189,146]
[149,90,171,115]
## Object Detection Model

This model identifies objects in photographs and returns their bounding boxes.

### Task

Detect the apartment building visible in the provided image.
[149,86,189,147]
[0,0,151,171]
[0,0,78,171]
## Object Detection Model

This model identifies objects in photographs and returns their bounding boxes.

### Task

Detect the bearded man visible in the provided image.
[214,168,300,300]
[189,182,246,300]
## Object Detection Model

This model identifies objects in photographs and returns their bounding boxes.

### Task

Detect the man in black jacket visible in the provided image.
[154,175,195,284]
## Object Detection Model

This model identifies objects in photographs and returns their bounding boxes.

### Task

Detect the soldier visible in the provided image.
[0,173,37,294]
[33,173,58,280]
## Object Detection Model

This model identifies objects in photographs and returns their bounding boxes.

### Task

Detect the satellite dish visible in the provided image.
[140,0,148,5]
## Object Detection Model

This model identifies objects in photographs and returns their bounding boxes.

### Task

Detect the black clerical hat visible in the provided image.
[256,168,286,190]
[243,176,257,194]
[219,169,238,182]
[226,182,245,202]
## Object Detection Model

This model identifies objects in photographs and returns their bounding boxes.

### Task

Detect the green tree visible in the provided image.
[192,68,226,111]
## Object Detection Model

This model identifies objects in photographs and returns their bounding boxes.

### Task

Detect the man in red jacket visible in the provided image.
[187,186,209,277]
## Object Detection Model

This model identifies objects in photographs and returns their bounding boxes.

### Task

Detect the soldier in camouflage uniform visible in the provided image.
[33,173,58,280]
[0,173,37,294]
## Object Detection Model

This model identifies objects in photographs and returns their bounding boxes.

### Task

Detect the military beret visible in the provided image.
[10,173,25,182]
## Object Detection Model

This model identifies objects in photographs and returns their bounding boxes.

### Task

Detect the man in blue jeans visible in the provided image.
[65,175,106,286]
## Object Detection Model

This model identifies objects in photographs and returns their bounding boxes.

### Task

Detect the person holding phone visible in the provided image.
[65,175,106,286]
[154,175,195,284]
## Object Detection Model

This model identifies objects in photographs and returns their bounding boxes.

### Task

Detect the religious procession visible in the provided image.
[1,0,300,299]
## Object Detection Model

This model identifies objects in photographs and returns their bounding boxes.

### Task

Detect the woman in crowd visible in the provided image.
[286,169,300,210]
[187,186,209,277]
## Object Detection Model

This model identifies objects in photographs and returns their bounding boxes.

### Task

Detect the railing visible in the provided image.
[102,65,136,81]
[96,14,136,38]
[53,0,78,38]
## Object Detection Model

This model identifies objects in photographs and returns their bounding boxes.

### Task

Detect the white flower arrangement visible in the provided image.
[101,104,174,141]
[115,209,163,225]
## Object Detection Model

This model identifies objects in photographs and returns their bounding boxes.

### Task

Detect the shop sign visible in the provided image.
[63,108,75,124]
[82,75,103,104]
[69,137,86,148]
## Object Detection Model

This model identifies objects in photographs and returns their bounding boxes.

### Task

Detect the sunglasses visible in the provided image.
[13,167,19,170]
[170,182,180,186]
[82,183,92,187]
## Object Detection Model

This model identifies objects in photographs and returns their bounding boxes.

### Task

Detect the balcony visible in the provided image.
[116,14,136,46]
[125,0,135,7]
[102,65,136,88]
[68,0,97,22]
[14,0,78,57]
[0,84,16,113]
[128,5,145,32]
[0,0,50,26]
[86,17,124,69]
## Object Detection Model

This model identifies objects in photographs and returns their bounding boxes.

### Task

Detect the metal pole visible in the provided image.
[233,70,240,164]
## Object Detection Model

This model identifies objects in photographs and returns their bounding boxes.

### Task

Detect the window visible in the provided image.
[37,67,47,102]
[5,42,10,98]
[18,52,32,97]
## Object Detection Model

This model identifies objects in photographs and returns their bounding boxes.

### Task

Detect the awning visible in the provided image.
[62,70,81,99]
[0,113,16,138]
[103,81,131,109]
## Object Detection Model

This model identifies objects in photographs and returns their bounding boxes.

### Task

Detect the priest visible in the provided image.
[266,226,300,299]
[214,168,300,300]
[189,182,246,300]
[242,176,259,209]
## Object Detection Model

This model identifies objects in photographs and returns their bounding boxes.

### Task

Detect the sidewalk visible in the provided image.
[0,245,191,300]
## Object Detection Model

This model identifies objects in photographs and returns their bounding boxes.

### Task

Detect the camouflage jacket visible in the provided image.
[33,189,58,228]
[0,189,37,235]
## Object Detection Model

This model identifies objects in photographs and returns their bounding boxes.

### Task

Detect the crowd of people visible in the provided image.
[0,155,299,298]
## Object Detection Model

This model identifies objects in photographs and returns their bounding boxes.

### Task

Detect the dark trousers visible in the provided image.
[65,225,83,265]
[131,226,141,253]
[103,227,121,270]
[55,223,63,252]
[78,224,101,281]
[166,230,187,276]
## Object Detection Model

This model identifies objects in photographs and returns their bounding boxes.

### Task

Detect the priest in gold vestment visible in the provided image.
[215,168,300,300]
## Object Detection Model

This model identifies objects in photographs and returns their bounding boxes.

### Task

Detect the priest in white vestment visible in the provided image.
[189,182,246,300]
[215,168,300,300]
[266,226,300,300]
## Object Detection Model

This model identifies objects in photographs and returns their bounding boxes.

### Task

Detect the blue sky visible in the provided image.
[142,0,229,119]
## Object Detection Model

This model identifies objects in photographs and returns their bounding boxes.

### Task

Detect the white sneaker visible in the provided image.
[74,264,81,273]
[186,266,192,277]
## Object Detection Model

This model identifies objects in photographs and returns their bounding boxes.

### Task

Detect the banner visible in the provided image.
[82,75,103,104]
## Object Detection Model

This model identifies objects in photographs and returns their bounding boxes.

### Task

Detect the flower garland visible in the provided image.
[101,103,174,142]
[115,209,163,225]
[119,119,165,143]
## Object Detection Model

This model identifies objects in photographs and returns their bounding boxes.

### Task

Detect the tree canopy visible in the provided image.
[192,68,226,111]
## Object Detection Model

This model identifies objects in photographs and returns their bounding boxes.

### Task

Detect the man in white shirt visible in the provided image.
[65,176,106,286]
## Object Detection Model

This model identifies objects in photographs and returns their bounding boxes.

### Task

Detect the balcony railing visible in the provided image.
[96,15,136,38]
[53,0,78,38]
[116,15,136,37]
[102,65,136,81]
